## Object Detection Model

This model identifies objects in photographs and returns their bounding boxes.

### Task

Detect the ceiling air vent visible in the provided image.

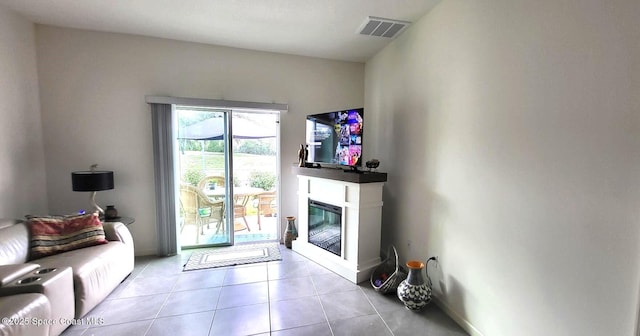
[358,16,410,38]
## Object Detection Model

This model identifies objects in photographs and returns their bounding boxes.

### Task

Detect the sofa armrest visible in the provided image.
[0,294,50,336]
[0,263,40,287]
[102,222,134,246]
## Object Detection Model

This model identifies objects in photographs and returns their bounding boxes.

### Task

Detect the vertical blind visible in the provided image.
[150,103,179,256]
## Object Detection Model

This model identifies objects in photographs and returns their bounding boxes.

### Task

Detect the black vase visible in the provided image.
[105,205,118,220]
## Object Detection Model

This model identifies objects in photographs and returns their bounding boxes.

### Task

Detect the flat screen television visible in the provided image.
[306,108,363,168]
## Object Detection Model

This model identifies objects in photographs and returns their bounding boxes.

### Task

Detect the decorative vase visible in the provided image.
[104,205,118,220]
[397,260,432,311]
[284,216,297,248]
[288,216,298,238]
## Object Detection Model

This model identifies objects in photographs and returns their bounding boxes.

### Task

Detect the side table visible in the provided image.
[104,216,135,226]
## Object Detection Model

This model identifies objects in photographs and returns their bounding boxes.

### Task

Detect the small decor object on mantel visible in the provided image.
[284,216,297,248]
[365,159,380,171]
[298,144,307,167]
[396,257,436,311]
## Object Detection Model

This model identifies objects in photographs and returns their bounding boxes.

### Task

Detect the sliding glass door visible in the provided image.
[231,111,279,244]
[176,107,233,248]
[174,106,281,249]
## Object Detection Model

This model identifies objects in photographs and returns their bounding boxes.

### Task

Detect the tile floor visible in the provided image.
[62,245,469,336]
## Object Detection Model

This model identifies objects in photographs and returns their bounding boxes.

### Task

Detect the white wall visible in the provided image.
[0,6,48,217]
[365,0,640,335]
[35,26,364,256]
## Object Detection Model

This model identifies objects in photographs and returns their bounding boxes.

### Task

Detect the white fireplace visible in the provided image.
[292,168,386,284]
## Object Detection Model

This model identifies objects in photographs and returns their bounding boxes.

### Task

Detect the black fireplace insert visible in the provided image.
[308,199,342,256]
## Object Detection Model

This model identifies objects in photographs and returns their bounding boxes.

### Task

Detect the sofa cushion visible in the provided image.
[28,213,108,260]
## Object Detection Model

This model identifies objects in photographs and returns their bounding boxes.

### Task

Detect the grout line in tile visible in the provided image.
[359,286,396,336]
[311,272,336,336]
[267,260,273,333]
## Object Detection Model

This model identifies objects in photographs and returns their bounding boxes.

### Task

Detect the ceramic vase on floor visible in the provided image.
[397,259,432,311]
[284,216,297,248]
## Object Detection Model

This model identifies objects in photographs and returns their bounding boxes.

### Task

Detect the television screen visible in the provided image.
[306,108,363,167]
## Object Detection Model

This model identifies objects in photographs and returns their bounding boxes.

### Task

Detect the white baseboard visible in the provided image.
[433,295,485,336]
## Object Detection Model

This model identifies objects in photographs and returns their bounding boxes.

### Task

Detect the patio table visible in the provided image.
[204,187,265,230]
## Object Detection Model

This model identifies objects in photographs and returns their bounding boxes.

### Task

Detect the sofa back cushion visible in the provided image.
[0,220,30,265]
[28,213,108,260]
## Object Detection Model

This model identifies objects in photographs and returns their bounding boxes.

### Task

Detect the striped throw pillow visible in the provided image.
[28,212,108,259]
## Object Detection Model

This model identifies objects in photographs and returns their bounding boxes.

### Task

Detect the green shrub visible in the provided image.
[205,140,224,153]
[249,171,276,190]
[183,169,204,186]
[237,140,275,156]
[180,139,202,152]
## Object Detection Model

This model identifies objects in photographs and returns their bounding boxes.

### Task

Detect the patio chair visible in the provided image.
[255,190,277,229]
[233,200,251,232]
[179,184,225,243]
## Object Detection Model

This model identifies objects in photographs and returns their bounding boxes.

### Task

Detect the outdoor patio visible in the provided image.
[180,213,280,246]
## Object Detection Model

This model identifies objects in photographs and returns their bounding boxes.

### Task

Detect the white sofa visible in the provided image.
[0,217,135,336]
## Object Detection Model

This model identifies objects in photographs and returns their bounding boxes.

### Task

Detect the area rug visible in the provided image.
[183,242,281,271]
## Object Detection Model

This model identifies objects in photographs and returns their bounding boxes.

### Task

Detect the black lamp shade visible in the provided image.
[71,171,114,191]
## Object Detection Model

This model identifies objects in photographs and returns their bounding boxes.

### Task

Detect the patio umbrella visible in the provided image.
[178,116,275,140]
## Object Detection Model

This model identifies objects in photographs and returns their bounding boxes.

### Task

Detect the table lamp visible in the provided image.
[71,164,114,218]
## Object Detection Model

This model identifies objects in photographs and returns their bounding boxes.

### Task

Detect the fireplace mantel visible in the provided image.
[292,166,387,183]
[292,171,385,284]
